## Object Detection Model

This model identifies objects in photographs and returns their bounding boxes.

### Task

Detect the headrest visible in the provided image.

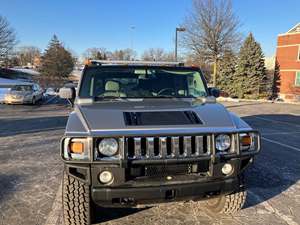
[105,81,119,92]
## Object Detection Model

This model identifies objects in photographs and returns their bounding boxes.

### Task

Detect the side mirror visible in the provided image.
[208,87,220,98]
[59,87,74,99]
[59,87,76,107]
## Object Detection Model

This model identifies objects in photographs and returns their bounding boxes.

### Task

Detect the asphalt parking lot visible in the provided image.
[0,99,299,225]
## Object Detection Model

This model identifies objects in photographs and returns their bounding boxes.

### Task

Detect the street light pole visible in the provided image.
[130,26,135,51]
[175,27,186,61]
[175,30,178,61]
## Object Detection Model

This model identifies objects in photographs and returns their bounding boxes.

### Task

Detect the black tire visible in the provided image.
[63,170,94,225]
[32,97,36,105]
[205,176,246,214]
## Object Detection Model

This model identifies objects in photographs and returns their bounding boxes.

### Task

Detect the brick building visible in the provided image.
[276,23,300,101]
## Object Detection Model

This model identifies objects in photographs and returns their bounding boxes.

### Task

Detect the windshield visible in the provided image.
[79,67,207,99]
[11,85,33,92]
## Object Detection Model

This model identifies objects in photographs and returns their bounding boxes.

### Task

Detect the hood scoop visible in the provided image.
[123,111,202,126]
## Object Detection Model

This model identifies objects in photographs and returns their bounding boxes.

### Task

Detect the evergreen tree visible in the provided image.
[39,35,75,86]
[235,33,267,99]
[216,51,237,97]
[272,59,281,99]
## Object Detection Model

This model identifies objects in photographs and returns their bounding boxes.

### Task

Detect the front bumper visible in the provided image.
[5,99,25,104]
[65,156,253,207]
[62,131,260,207]
[5,97,31,104]
[91,177,239,206]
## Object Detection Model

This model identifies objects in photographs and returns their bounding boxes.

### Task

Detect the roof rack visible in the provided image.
[88,60,185,67]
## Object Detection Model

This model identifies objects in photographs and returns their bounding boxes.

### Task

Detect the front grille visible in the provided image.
[126,135,210,159]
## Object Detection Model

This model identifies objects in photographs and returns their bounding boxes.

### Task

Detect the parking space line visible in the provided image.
[254,116,300,128]
[44,182,62,225]
[262,131,300,135]
[44,96,58,105]
[262,137,300,152]
[290,113,300,116]
[248,191,298,225]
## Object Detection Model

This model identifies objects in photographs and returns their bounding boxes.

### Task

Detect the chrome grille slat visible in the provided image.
[195,136,204,155]
[183,136,192,157]
[146,137,155,158]
[171,136,180,157]
[134,137,141,158]
[159,137,167,158]
[128,135,209,159]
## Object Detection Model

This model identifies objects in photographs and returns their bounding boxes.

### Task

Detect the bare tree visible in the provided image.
[141,48,174,61]
[111,48,136,61]
[17,46,40,67]
[182,0,241,86]
[82,47,108,60]
[142,48,165,61]
[0,15,17,62]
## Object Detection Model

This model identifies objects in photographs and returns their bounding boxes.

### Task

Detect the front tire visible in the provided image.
[31,97,36,105]
[205,176,246,214]
[63,170,93,225]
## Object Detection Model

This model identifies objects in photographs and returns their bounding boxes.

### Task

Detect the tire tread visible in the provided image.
[63,171,91,225]
[206,176,247,214]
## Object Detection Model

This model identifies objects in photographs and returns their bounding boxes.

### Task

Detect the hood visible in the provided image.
[65,99,245,136]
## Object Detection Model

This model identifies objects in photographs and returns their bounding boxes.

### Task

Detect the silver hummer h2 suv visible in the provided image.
[59,60,261,225]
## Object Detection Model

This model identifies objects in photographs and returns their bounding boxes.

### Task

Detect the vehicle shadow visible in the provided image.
[241,114,300,209]
[93,206,150,224]
[0,174,22,204]
[0,116,68,137]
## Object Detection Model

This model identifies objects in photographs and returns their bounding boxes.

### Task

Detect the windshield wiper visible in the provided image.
[146,95,181,100]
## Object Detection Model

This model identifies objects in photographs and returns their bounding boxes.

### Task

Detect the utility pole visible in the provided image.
[130,26,135,51]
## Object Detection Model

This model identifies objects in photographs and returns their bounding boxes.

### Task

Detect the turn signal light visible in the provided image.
[84,59,91,65]
[70,142,84,154]
[241,135,252,146]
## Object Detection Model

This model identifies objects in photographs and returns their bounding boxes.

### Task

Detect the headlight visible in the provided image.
[215,134,231,151]
[98,138,119,157]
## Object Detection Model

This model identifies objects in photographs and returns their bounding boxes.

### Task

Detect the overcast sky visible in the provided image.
[1,0,299,57]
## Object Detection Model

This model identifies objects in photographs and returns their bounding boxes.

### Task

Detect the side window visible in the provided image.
[93,77,104,97]
[187,72,206,96]
[295,71,300,87]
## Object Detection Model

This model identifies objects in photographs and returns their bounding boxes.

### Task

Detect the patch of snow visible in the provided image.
[9,68,40,76]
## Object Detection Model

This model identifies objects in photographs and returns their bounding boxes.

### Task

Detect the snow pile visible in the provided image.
[9,68,40,76]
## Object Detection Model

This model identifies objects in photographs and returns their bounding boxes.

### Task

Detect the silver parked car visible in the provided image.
[5,83,43,105]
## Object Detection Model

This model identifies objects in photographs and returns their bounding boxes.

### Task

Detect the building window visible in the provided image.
[296,71,300,87]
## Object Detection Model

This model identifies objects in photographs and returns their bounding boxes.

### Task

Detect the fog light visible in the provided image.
[221,163,233,175]
[99,171,114,184]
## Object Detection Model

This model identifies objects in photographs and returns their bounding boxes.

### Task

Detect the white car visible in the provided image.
[0,85,11,103]
[45,88,57,96]
[5,83,43,105]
